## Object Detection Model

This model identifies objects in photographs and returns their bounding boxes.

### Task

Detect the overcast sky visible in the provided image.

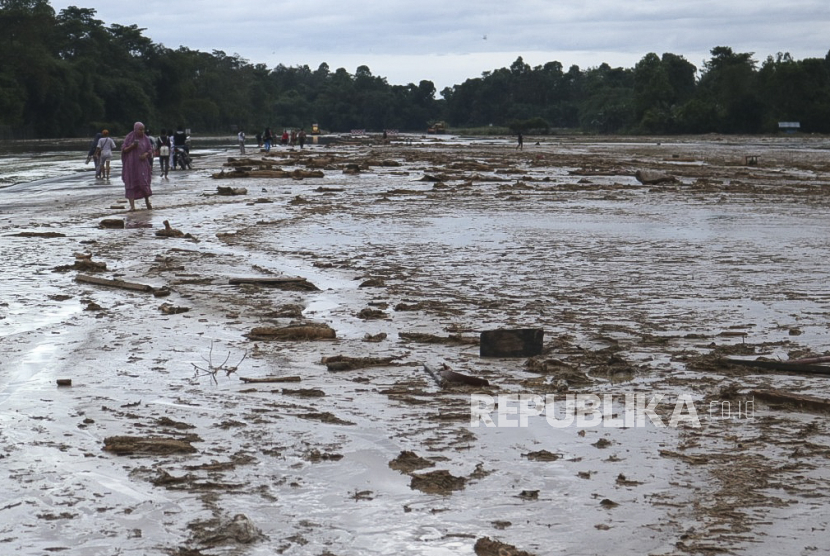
[48,1,830,92]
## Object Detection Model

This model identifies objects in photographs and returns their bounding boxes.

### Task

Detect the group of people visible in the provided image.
[250,127,307,152]
[85,124,191,212]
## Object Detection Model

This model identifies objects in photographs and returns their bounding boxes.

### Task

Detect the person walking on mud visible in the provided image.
[238,129,246,154]
[516,131,524,151]
[121,122,154,212]
[95,130,117,180]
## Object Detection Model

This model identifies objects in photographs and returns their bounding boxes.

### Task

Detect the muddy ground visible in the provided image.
[1,134,830,555]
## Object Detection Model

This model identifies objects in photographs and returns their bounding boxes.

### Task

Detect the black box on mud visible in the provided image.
[480,328,544,358]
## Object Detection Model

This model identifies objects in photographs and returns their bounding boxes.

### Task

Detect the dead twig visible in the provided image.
[192,341,248,384]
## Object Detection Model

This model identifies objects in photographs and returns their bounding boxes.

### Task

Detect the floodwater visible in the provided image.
[1,134,830,555]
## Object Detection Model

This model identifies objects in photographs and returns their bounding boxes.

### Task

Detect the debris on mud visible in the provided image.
[474,537,536,556]
[74,273,156,292]
[522,450,561,462]
[155,220,195,239]
[388,450,435,473]
[189,513,264,547]
[634,169,678,184]
[409,469,467,495]
[159,302,190,314]
[245,322,336,341]
[230,276,319,291]
[54,253,107,272]
[321,354,409,372]
[399,332,479,345]
[102,435,200,456]
[216,185,248,195]
[98,218,125,229]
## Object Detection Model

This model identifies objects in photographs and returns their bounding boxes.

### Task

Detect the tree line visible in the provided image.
[2,0,830,138]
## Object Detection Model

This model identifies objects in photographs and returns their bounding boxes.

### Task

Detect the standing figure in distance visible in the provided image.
[158,129,170,178]
[96,130,117,180]
[516,131,523,151]
[121,122,154,212]
[263,127,273,152]
[298,129,306,149]
[238,129,246,154]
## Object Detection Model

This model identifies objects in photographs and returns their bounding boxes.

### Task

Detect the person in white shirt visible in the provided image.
[238,130,246,154]
[96,130,117,180]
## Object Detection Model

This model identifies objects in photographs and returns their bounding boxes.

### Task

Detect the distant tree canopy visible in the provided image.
[2,2,830,137]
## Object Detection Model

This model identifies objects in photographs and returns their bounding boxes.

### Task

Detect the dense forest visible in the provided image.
[2,0,830,138]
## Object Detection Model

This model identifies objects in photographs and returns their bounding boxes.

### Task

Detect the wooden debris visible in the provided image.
[480,328,544,357]
[751,389,830,413]
[399,332,479,345]
[238,376,301,383]
[229,276,319,291]
[213,167,324,180]
[9,231,66,238]
[788,355,830,365]
[56,379,72,387]
[245,323,336,341]
[155,220,190,238]
[75,274,155,293]
[723,357,830,376]
[322,354,407,372]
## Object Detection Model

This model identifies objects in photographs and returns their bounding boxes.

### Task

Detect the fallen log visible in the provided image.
[75,274,155,293]
[723,358,830,376]
[238,376,301,383]
[788,355,830,365]
[751,389,830,413]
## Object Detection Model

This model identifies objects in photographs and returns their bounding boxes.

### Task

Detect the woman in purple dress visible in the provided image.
[121,122,154,211]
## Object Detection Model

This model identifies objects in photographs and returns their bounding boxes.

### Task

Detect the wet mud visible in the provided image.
[1,134,830,555]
